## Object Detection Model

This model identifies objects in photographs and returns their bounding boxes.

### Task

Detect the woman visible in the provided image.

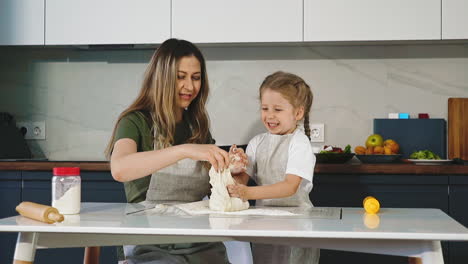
[96,38,231,264]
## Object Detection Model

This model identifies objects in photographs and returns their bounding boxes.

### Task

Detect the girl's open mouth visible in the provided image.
[267,122,279,128]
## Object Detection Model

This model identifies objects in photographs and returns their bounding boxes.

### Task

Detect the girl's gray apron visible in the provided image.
[124,134,229,264]
[252,132,319,264]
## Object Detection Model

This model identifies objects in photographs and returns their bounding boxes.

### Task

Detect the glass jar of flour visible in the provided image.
[52,167,81,214]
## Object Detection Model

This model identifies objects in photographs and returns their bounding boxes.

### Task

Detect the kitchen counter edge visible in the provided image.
[0,161,467,175]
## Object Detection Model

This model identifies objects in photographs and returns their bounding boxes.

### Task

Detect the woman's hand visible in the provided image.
[182,144,229,172]
[227,183,249,201]
[228,144,248,175]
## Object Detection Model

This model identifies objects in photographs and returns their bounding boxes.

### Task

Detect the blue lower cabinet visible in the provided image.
[0,171,22,264]
[21,171,125,264]
[22,171,52,205]
[81,172,126,203]
[311,174,449,264]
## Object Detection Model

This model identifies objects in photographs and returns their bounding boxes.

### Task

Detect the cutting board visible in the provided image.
[448,98,468,160]
[374,119,446,159]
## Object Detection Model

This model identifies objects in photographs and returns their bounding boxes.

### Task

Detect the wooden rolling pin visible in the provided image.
[16,202,64,224]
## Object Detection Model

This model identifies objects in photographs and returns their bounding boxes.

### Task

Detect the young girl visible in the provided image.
[103,38,231,263]
[227,71,319,264]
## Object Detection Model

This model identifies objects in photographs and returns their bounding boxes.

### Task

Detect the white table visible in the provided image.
[1,202,468,264]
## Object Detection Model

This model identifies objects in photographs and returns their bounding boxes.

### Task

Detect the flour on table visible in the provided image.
[208,167,249,212]
[175,200,298,216]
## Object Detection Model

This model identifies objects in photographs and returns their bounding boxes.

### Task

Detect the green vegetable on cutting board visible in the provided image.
[409,150,441,160]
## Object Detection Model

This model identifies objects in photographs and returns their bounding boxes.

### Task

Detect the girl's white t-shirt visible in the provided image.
[245,128,315,193]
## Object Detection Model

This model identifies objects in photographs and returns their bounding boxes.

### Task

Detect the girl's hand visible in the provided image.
[182,144,229,172]
[228,144,248,174]
[227,183,248,202]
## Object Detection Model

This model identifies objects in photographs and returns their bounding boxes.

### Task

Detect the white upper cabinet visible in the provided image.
[0,0,44,45]
[45,0,170,45]
[442,0,468,39]
[304,0,441,41]
[172,0,302,43]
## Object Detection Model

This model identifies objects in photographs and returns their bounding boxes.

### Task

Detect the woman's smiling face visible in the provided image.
[260,88,304,135]
[176,56,201,111]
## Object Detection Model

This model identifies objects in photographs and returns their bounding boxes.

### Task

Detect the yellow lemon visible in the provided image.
[363,196,380,214]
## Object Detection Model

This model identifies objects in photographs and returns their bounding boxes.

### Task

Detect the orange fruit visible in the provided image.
[365,146,374,155]
[373,146,384,154]
[383,139,400,154]
[384,146,393,155]
[355,146,366,155]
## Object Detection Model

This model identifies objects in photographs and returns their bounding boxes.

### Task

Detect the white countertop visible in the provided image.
[1,203,468,241]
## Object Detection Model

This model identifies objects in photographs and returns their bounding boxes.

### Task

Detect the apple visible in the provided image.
[365,134,384,148]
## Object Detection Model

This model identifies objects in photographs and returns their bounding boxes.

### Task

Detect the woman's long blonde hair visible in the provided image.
[105,39,211,159]
[259,71,314,139]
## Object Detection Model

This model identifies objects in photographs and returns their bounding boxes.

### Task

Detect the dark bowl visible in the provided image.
[356,154,402,164]
[315,153,355,164]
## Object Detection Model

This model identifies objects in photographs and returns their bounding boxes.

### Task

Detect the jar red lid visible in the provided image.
[53,167,80,176]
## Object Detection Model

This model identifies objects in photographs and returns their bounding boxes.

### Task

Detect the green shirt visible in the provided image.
[113,110,212,203]
[113,111,226,263]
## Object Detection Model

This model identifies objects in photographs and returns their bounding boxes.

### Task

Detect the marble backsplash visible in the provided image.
[1,43,467,160]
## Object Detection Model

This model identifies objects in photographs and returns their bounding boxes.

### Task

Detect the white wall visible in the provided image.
[1,44,468,160]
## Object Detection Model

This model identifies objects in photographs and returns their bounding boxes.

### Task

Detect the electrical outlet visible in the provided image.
[17,121,46,140]
[310,123,324,142]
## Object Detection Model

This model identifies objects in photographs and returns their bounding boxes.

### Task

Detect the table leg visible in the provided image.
[409,257,422,264]
[13,232,39,264]
[419,241,444,264]
[408,241,444,264]
[83,246,101,264]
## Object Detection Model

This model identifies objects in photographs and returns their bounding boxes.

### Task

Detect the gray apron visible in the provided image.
[125,129,229,264]
[146,123,211,204]
[252,132,319,264]
[145,157,210,204]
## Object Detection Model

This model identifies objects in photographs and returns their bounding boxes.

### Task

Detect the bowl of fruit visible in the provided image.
[355,154,402,164]
[315,145,355,164]
[354,134,402,164]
